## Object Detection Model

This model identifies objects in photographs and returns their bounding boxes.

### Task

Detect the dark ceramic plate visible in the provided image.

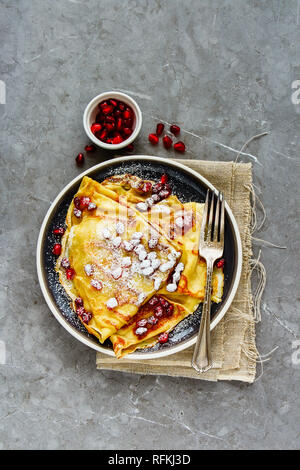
[37,156,242,359]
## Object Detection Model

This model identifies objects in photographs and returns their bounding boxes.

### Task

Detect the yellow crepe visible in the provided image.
[56,174,224,358]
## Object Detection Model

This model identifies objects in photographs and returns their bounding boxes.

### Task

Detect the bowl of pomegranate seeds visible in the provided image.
[83,91,142,150]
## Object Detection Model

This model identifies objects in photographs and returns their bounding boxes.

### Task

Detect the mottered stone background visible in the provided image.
[0,0,299,450]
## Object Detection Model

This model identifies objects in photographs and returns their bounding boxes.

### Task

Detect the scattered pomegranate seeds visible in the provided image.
[154,305,164,318]
[75,297,84,308]
[75,153,85,166]
[66,268,75,280]
[79,196,91,210]
[160,298,169,309]
[74,197,81,209]
[156,123,164,136]
[152,182,164,194]
[73,208,82,218]
[160,173,168,184]
[158,332,169,344]
[84,144,96,152]
[216,258,225,269]
[166,304,174,317]
[52,243,61,256]
[76,306,85,318]
[162,135,172,149]
[91,123,102,134]
[173,141,185,153]
[53,227,65,236]
[82,311,92,323]
[148,133,159,145]
[61,257,70,269]
[109,99,118,107]
[141,182,152,193]
[149,296,159,306]
[170,124,180,135]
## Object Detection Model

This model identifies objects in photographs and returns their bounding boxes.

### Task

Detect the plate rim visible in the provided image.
[36,155,242,360]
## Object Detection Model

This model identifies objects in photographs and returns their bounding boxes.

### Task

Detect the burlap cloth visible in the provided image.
[96,159,258,383]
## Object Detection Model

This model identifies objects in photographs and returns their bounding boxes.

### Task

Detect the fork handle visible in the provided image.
[192,260,214,373]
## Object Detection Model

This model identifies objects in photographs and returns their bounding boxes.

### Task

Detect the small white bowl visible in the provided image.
[83,91,142,150]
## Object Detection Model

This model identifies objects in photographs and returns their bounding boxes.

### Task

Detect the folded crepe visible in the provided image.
[56,174,224,358]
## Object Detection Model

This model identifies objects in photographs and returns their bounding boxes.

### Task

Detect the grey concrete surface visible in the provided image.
[0,0,300,450]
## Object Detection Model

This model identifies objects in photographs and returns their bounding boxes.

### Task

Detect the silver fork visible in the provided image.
[192,189,225,373]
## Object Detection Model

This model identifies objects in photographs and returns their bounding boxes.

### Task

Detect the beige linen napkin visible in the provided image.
[96,159,258,383]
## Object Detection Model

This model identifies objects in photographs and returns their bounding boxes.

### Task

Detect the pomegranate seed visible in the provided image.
[74,197,81,209]
[91,123,102,134]
[163,135,172,149]
[156,123,164,136]
[154,305,164,318]
[112,135,123,145]
[52,243,61,256]
[106,123,115,133]
[159,188,171,199]
[82,311,92,323]
[98,129,108,141]
[66,268,75,280]
[109,99,118,107]
[73,208,82,218]
[53,227,65,236]
[160,298,169,309]
[147,315,158,325]
[148,133,159,145]
[123,118,133,128]
[158,332,169,344]
[125,144,134,152]
[106,139,112,144]
[105,115,115,123]
[141,182,152,193]
[170,124,180,135]
[123,108,132,120]
[99,101,108,109]
[76,306,85,318]
[151,194,161,203]
[116,118,123,131]
[75,297,84,308]
[123,127,133,137]
[152,182,164,194]
[95,113,104,123]
[114,109,122,118]
[118,102,125,111]
[149,296,159,306]
[84,144,96,152]
[75,153,84,166]
[79,196,91,210]
[216,258,225,269]
[166,304,174,317]
[137,318,148,328]
[160,174,168,184]
[174,141,185,153]
[61,257,70,269]
[102,105,113,115]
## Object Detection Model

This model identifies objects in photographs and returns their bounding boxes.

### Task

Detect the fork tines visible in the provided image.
[202,189,225,243]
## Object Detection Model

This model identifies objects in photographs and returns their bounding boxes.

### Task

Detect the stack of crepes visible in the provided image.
[56,174,224,358]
